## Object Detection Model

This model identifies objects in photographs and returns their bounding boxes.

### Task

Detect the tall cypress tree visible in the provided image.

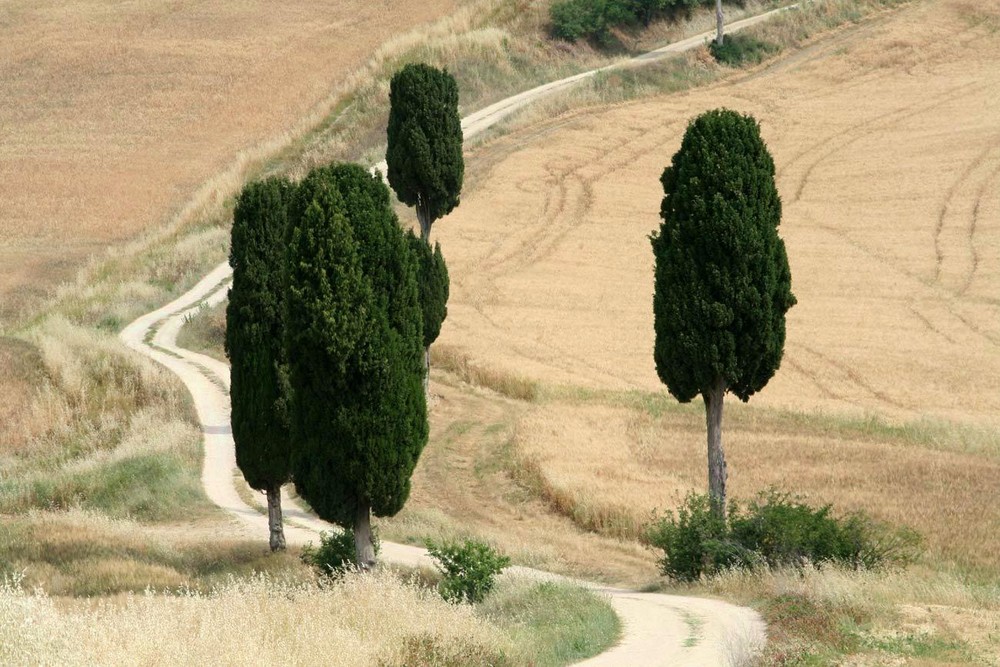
[386,63,461,394]
[406,230,449,394]
[651,108,795,517]
[386,63,464,242]
[225,176,294,551]
[285,164,427,567]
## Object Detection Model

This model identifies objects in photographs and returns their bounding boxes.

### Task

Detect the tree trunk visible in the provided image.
[417,202,432,242]
[266,485,286,552]
[703,377,728,517]
[716,0,724,46]
[354,503,376,569]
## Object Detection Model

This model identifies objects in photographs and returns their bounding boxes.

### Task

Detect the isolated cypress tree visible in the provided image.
[651,108,795,517]
[386,63,464,242]
[225,176,294,551]
[285,164,427,567]
[406,230,449,394]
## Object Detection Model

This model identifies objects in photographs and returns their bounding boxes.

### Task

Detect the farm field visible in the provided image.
[0,0,467,318]
[438,0,1000,427]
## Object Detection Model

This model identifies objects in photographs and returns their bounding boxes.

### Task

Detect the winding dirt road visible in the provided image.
[118,10,791,665]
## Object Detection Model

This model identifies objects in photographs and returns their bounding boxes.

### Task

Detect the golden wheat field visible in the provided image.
[439,0,1000,426]
[0,0,467,317]
[407,0,1000,580]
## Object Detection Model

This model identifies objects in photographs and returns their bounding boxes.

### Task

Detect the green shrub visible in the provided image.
[646,491,921,581]
[300,529,381,577]
[644,493,757,581]
[426,539,511,604]
[709,32,780,66]
[549,0,622,42]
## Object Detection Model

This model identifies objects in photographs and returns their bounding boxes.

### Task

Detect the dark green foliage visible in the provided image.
[426,538,511,604]
[646,492,923,581]
[300,529,381,576]
[285,163,427,528]
[709,32,780,66]
[549,0,737,42]
[225,177,294,492]
[651,108,795,404]
[644,493,756,581]
[386,63,464,238]
[406,230,450,348]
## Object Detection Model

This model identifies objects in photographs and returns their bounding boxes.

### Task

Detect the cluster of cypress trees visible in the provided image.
[227,58,794,564]
[226,64,462,562]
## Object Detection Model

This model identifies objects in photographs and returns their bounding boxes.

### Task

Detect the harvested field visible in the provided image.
[0,0,466,317]
[436,0,1000,426]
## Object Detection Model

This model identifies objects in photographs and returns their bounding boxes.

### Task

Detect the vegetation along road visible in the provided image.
[121,6,804,664]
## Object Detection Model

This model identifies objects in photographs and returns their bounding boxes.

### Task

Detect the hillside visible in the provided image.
[0,0,466,317]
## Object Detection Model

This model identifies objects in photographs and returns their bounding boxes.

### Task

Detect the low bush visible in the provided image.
[426,539,511,604]
[709,32,780,66]
[646,491,922,581]
[300,529,381,577]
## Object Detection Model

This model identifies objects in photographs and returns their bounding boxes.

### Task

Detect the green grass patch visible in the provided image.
[0,452,209,523]
[480,580,621,666]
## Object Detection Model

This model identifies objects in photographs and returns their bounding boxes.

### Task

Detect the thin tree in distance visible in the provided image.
[285,164,427,567]
[225,177,294,551]
[716,0,724,46]
[651,108,795,517]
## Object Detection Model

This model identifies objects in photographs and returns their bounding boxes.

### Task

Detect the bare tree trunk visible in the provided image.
[703,377,728,517]
[716,0,724,46]
[266,485,286,552]
[354,503,376,569]
[417,203,432,242]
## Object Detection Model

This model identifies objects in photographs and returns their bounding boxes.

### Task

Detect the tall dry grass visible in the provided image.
[0,570,512,667]
[0,318,202,521]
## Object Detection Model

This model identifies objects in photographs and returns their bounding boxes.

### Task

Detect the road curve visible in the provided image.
[119,9,788,665]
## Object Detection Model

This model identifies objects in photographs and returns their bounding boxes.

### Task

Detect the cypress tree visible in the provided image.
[386,62,462,394]
[386,63,464,242]
[285,163,427,567]
[406,230,449,394]
[225,176,294,552]
[651,108,795,517]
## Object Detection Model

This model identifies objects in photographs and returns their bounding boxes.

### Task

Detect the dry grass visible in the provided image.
[701,565,1000,665]
[0,509,310,597]
[432,344,540,401]
[0,317,205,520]
[514,397,1000,573]
[0,570,513,667]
